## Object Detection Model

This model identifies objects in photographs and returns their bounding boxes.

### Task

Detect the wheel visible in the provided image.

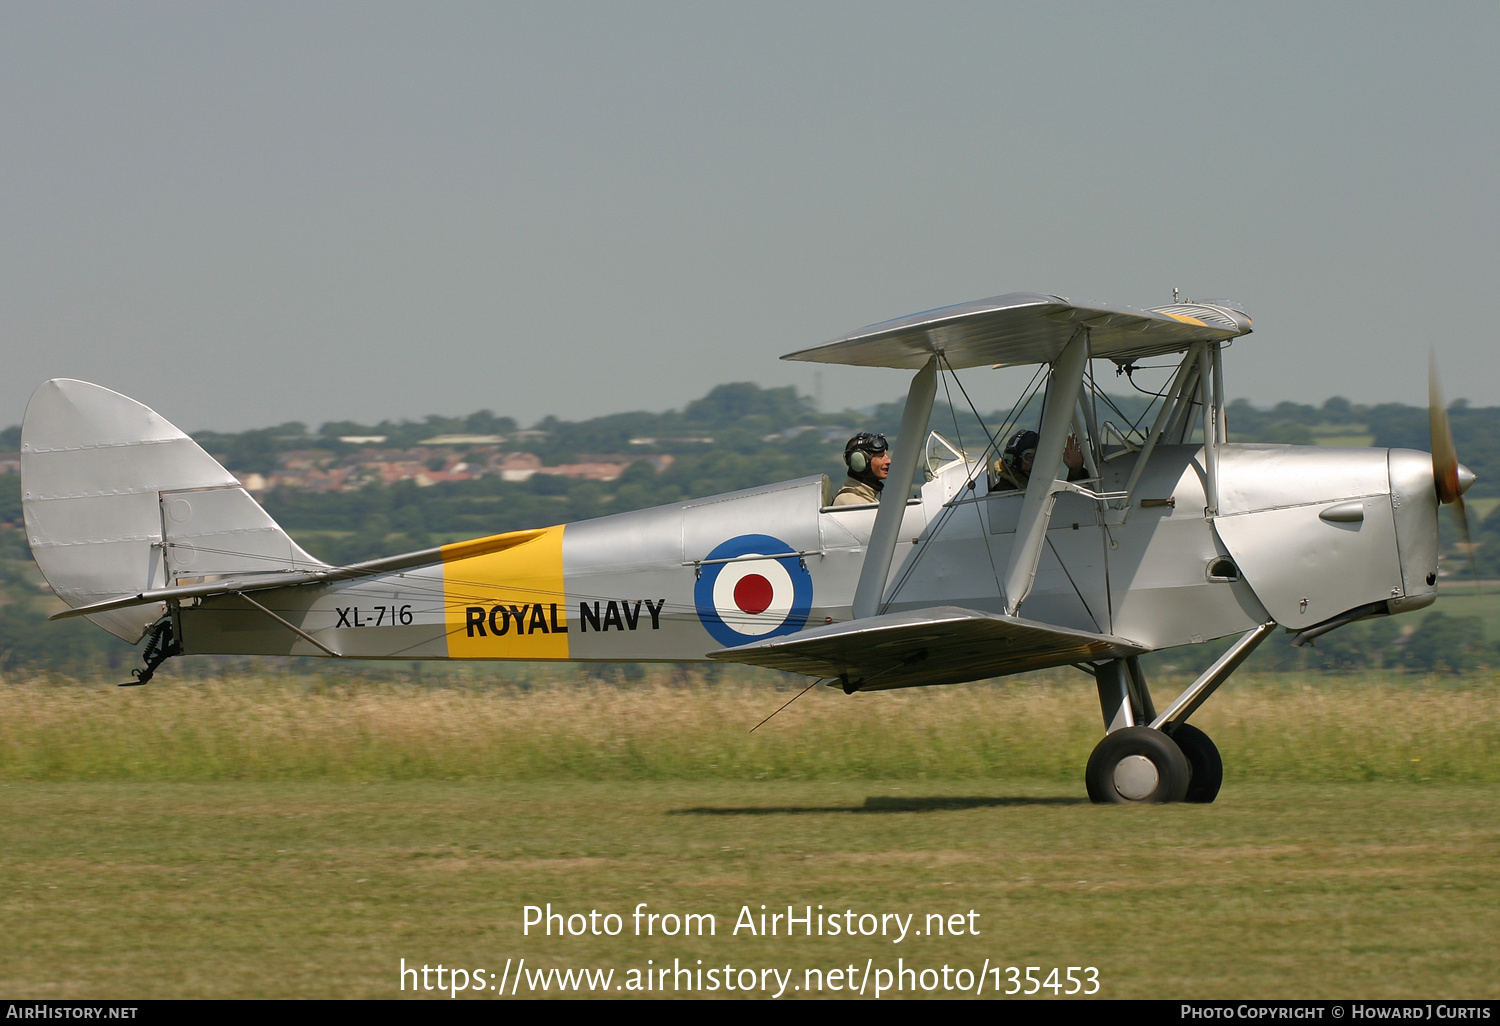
[1165,722,1223,804]
[1085,726,1191,804]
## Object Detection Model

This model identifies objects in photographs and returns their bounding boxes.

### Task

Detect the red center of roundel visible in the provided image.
[733,574,774,615]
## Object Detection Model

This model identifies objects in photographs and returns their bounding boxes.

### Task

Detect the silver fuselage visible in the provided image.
[176,442,1439,670]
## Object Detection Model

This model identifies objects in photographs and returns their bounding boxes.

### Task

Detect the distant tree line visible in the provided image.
[1148,610,1494,678]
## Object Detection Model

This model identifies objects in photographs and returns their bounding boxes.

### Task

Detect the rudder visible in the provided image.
[21,378,325,642]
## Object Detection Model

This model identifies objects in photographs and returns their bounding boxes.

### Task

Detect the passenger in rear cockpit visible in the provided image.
[991,429,1087,492]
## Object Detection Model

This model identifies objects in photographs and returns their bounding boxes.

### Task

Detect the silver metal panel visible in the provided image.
[1099,446,1271,649]
[1386,448,1440,609]
[565,505,710,661]
[1033,493,1112,632]
[179,575,454,659]
[810,523,870,628]
[910,488,1110,634]
[882,503,1009,617]
[559,476,832,660]
[782,294,1251,370]
[1213,497,1403,630]
[818,500,930,615]
[162,486,323,579]
[681,476,824,562]
[1212,444,1408,629]
[1216,444,1391,515]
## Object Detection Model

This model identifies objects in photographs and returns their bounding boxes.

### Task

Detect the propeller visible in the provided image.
[1429,354,1478,580]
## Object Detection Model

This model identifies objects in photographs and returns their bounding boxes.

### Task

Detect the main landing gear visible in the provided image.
[1086,725,1191,803]
[1083,623,1274,804]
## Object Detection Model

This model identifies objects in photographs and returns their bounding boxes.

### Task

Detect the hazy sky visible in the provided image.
[3,2,1496,433]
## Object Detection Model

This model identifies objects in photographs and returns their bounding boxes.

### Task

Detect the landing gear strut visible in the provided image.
[1084,623,1275,804]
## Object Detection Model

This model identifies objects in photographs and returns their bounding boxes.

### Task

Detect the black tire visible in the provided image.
[1165,722,1223,804]
[1085,726,1191,804]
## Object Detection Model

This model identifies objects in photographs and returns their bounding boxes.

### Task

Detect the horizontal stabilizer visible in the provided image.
[708,606,1146,690]
[49,527,551,621]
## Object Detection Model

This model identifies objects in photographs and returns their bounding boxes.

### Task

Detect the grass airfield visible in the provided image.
[2,670,1498,1000]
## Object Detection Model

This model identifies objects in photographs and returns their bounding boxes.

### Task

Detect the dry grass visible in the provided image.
[2,667,1497,783]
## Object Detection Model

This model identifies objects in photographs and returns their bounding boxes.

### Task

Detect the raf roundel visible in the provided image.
[694,534,813,648]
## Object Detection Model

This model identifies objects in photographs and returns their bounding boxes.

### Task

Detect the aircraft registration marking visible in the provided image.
[334,605,414,628]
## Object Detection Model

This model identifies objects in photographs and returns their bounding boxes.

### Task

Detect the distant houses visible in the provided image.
[0,437,676,497]
[224,443,673,495]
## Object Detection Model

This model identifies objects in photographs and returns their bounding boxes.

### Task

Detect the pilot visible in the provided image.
[992,429,1087,491]
[833,432,892,505]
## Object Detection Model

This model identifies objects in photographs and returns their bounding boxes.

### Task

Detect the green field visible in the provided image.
[2,672,1498,1000]
[1434,581,1500,634]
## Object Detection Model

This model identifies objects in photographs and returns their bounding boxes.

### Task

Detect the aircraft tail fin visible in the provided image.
[21,378,327,643]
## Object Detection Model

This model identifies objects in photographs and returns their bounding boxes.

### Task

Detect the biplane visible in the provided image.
[21,292,1474,803]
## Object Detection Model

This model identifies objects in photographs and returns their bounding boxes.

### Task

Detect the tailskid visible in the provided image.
[121,617,181,687]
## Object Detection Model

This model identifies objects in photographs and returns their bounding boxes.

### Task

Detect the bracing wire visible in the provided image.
[749,677,827,733]
[883,357,1023,610]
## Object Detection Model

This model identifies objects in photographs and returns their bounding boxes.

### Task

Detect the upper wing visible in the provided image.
[781,293,1251,370]
[708,605,1146,690]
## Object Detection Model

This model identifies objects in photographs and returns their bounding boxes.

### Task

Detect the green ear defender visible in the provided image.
[843,432,888,475]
